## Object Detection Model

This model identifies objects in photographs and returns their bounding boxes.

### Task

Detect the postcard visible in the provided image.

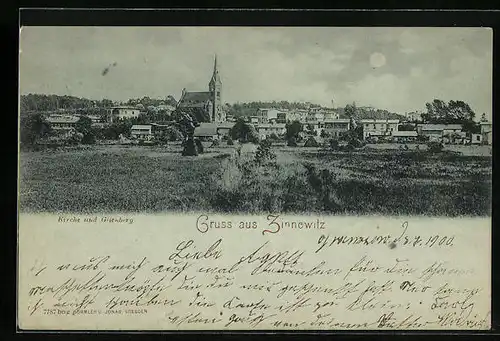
[18,26,492,331]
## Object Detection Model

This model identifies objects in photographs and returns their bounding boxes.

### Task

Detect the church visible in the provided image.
[176,55,226,123]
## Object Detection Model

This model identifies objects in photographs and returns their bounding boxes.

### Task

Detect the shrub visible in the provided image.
[195,139,204,154]
[348,138,365,149]
[427,141,444,153]
[255,140,276,164]
[287,137,298,147]
[211,139,220,147]
[329,139,340,150]
[227,136,234,145]
[182,138,198,156]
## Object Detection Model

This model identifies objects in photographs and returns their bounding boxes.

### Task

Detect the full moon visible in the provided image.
[369,52,386,68]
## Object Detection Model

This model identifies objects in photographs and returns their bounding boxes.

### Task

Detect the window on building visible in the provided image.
[477,135,481,141]
[373,124,376,129]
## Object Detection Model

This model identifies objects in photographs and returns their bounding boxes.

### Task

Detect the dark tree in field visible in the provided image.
[423,99,476,122]
[182,138,198,156]
[20,113,52,147]
[287,136,298,147]
[285,120,303,140]
[178,112,200,156]
[76,116,96,144]
[230,118,259,143]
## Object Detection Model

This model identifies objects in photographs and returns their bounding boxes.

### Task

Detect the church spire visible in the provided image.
[210,54,221,85]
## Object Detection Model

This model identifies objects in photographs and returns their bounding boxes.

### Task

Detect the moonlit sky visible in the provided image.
[19,26,492,117]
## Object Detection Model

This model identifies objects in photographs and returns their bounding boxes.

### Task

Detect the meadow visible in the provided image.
[18,143,492,216]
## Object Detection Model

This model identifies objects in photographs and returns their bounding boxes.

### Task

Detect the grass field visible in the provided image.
[19,143,492,216]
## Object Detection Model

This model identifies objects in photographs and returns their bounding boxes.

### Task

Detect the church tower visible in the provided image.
[208,54,223,122]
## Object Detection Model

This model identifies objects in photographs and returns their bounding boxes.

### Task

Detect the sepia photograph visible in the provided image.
[17,24,493,331]
[18,27,492,216]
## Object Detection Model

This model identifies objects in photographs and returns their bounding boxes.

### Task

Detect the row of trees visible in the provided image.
[20,94,114,113]
[422,99,484,134]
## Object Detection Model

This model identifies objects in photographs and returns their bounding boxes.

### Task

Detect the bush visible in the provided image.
[287,137,298,147]
[329,138,340,150]
[427,141,444,153]
[195,139,204,154]
[348,138,365,149]
[182,138,198,156]
[211,139,220,147]
[255,140,276,164]
[227,136,234,145]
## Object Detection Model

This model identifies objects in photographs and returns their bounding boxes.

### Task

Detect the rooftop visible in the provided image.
[179,91,211,106]
[418,124,463,130]
[45,115,80,124]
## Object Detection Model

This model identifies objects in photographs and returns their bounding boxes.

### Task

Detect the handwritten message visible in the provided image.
[18,214,491,330]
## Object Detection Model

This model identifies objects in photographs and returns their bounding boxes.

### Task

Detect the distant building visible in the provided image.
[131,125,153,140]
[255,123,286,140]
[177,55,225,123]
[480,121,492,145]
[361,119,400,139]
[256,108,288,124]
[416,124,463,142]
[109,106,141,123]
[286,109,308,123]
[193,122,235,140]
[391,130,418,142]
[306,110,325,124]
[322,119,351,138]
[45,114,80,131]
[471,133,482,145]
[249,116,259,124]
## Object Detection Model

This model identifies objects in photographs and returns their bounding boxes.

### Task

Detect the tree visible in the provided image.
[285,120,302,140]
[422,99,476,124]
[480,113,488,122]
[230,118,259,143]
[75,116,96,144]
[20,113,52,148]
[344,102,358,119]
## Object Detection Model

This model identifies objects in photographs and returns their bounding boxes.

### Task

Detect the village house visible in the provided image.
[471,133,483,145]
[108,106,142,123]
[480,121,492,145]
[255,123,286,140]
[286,109,308,123]
[256,108,288,124]
[361,119,400,140]
[45,114,80,132]
[416,124,463,142]
[306,110,325,124]
[322,119,351,138]
[130,124,153,140]
[193,122,236,141]
[390,130,418,143]
[176,55,225,123]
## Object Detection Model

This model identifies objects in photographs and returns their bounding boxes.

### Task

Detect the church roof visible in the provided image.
[178,91,211,108]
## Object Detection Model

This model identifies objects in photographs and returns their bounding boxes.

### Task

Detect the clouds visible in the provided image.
[19,26,492,118]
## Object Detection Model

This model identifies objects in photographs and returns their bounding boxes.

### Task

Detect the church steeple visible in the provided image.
[209,54,221,87]
[208,54,223,122]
